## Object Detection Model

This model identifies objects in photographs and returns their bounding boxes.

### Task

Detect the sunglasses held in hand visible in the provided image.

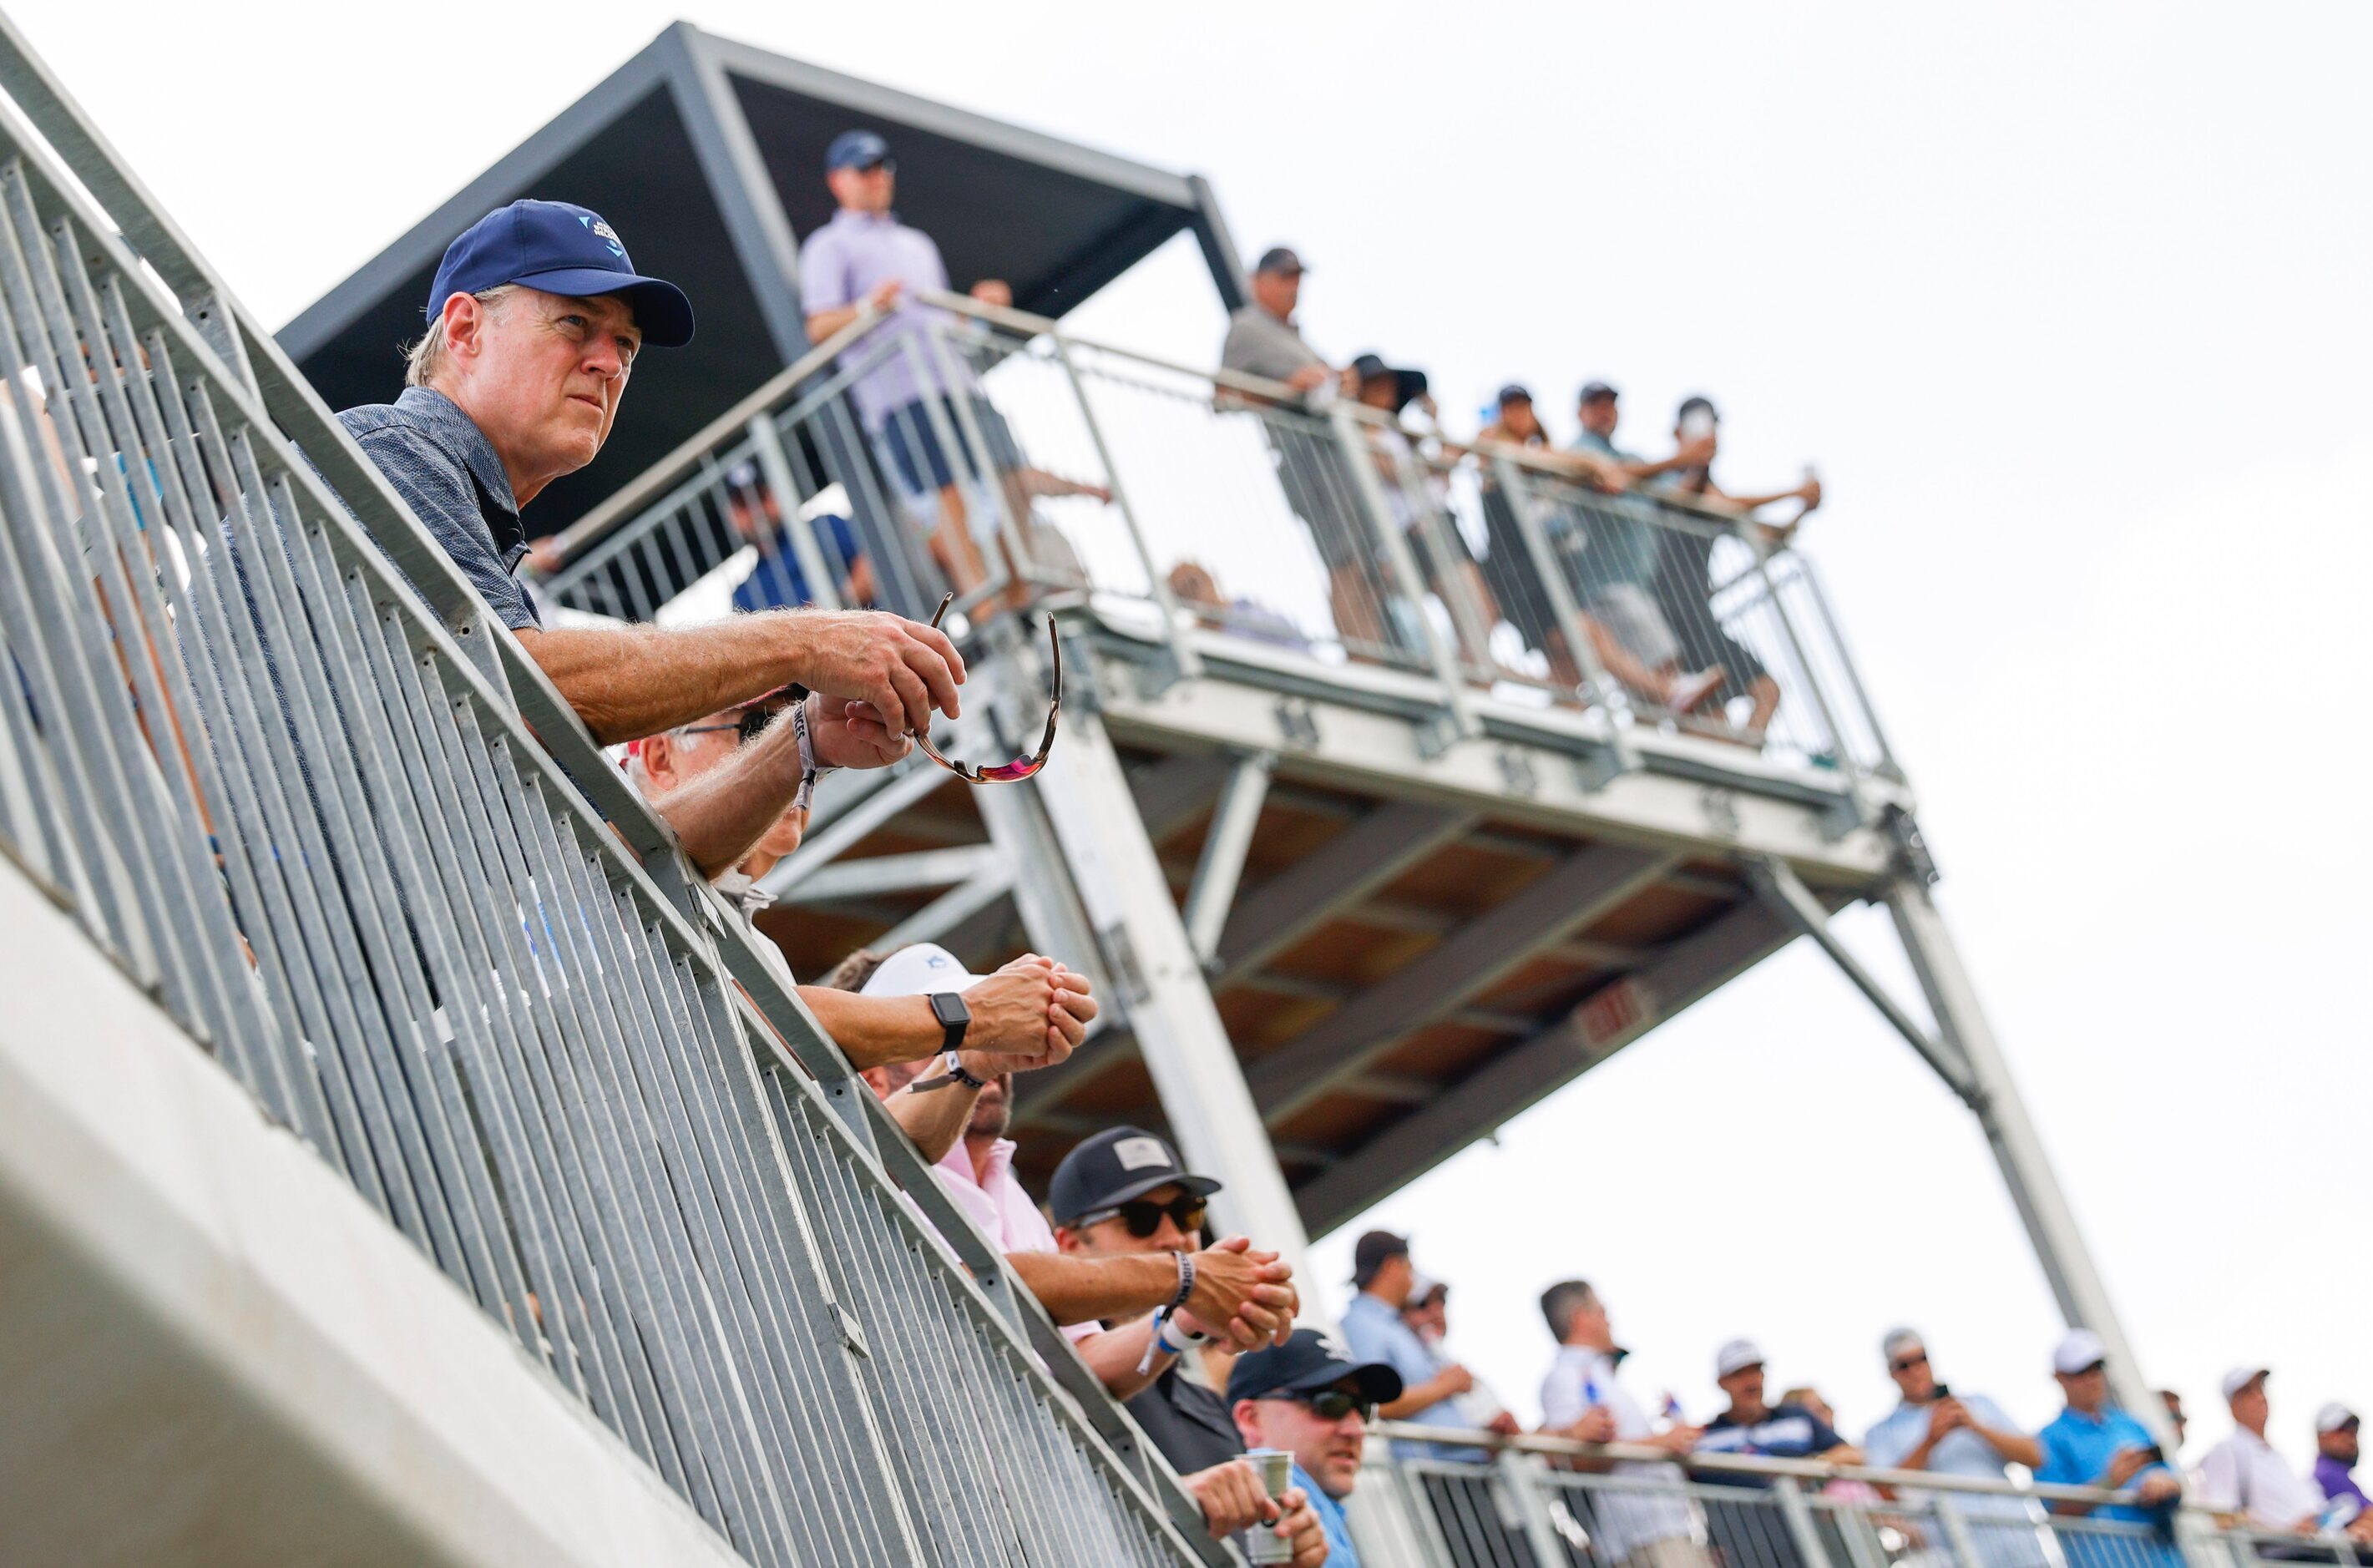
[914,592,1060,785]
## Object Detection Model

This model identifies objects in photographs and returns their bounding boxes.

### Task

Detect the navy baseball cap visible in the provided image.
[1253,245,1307,276]
[1227,1328,1404,1408]
[1496,383,1533,406]
[426,200,695,348]
[1579,381,1618,405]
[1048,1126,1220,1228]
[826,129,893,172]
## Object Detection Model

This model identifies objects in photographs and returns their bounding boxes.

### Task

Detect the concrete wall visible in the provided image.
[0,851,751,1568]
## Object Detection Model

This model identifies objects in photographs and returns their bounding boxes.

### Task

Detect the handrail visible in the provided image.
[1370,1420,2174,1510]
[0,19,1226,1565]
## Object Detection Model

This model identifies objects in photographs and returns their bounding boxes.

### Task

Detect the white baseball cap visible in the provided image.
[859,942,989,999]
[2052,1329,2107,1377]
[2316,1403,2359,1434]
[2220,1366,2271,1402]
[1717,1338,1766,1378]
[1881,1328,1925,1363]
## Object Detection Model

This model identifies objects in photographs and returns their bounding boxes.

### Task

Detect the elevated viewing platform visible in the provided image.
[0,15,2222,1568]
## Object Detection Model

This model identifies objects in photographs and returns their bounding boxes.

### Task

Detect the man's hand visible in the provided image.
[2135,1472,2182,1506]
[806,694,910,770]
[1566,1406,1617,1444]
[1488,1411,1523,1437]
[1183,1459,1273,1538]
[1181,1235,1298,1348]
[1274,1489,1328,1567]
[1797,473,1824,511]
[786,609,964,739]
[1647,1424,1705,1455]
[867,279,904,312]
[1927,1399,1970,1441]
[1432,1363,1477,1399]
[969,279,1013,309]
[955,956,1095,1074]
[2104,1446,2157,1487]
[1282,364,1330,393]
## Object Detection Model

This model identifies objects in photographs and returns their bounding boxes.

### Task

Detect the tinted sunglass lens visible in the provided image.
[1172,1197,1207,1232]
[1305,1392,1369,1421]
[1120,1201,1166,1238]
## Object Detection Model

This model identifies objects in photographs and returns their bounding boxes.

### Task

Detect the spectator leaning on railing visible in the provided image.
[2312,1404,2369,1527]
[1538,1278,1711,1568]
[2033,1329,2183,1568]
[1047,1128,1328,1566]
[344,200,967,859]
[1698,1338,1861,1477]
[2194,1366,2340,1536]
[1231,1329,1405,1568]
[1339,1232,1515,1463]
[1862,1327,2045,1565]
[1646,395,1819,739]
[835,949,1299,1402]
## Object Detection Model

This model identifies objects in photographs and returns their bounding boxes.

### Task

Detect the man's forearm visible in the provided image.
[1070,1318,1167,1401]
[515,618,813,744]
[879,1077,983,1163]
[1379,1373,1458,1421]
[797,988,947,1070]
[1976,1427,2042,1469]
[804,306,863,341]
[650,716,805,877]
[1004,1250,1175,1327]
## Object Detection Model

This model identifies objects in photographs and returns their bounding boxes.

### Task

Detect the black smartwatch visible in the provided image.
[928,991,970,1054]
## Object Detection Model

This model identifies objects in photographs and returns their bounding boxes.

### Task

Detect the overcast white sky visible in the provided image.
[22,0,2369,1460]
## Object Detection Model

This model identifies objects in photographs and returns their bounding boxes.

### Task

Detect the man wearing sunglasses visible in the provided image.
[1048,1127,1329,1565]
[1863,1328,2046,1567]
[1230,1328,1407,1568]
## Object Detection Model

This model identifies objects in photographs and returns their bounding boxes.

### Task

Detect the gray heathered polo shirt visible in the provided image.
[336,386,540,631]
[1220,304,1327,385]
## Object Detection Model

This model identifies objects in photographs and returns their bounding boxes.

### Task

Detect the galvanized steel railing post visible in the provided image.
[742,410,842,611]
[1326,402,1474,742]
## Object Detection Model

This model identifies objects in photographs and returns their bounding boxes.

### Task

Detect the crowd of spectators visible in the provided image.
[277,134,2357,1568]
[1218,243,1824,741]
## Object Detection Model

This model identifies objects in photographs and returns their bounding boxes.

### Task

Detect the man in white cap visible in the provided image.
[832,944,1298,1404]
[2194,1367,2325,1533]
[1698,1338,1860,1474]
[2311,1404,2370,1530]
[1863,1327,2046,1566]
[2033,1329,2182,1566]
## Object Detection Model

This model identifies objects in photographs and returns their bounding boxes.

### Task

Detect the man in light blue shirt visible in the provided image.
[2033,1330,2182,1568]
[1339,1232,1504,1462]
[1864,1328,2051,1568]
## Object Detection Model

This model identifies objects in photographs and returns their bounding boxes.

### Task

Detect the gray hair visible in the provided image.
[1539,1279,1598,1342]
[403,283,519,388]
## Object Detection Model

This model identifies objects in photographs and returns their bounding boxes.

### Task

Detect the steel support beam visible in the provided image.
[1181,752,1273,966]
[1247,846,1677,1120]
[1750,858,1976,1100]
[1127,751,1235,846]
[870,862,1017,954]
[1020,695,1318,1308]
[756,761,946,898]
[1883,877,2170,1447]
[1212,802,1476,987]
[1295,902,1794,1234]
[776,843,1004,903]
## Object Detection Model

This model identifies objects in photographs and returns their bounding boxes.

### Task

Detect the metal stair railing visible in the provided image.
[1354,1422,2339,1568]
[0,13,1227,1566]
[534,284,1894,780]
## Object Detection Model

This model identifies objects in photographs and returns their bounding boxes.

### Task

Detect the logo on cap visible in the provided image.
[1112,1136,1170,1171]
[1312,1330,1351,1362]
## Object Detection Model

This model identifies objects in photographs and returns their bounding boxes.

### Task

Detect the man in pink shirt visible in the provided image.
[848,944,1301,1399]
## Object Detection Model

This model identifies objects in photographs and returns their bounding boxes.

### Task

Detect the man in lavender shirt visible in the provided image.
[2313,1404,2370,1527]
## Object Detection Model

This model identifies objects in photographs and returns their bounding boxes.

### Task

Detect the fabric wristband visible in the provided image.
[1168,1251,1197,1314]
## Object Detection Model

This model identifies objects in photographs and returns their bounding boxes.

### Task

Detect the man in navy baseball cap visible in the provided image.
[425,199,693,348]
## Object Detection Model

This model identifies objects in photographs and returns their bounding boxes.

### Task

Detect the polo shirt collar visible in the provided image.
[395,386,522,530]
[831,206,900,228]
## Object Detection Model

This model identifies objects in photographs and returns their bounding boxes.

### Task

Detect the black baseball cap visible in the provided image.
[1349,353,1428,412]
[1253,245,1307,276]
[1227,1328,1404,1407]
[427,200,695,347]
[1579,381,1618,406]
[1496,383,1533,407]
[1047,1125,1221,1227]
[1350,1228,1409,1287]
[826,129,893,173]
